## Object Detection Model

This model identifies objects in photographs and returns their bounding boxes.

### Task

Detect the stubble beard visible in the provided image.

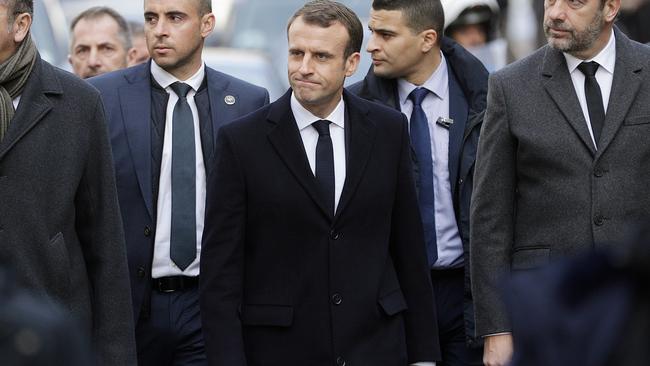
[544,11,604,56]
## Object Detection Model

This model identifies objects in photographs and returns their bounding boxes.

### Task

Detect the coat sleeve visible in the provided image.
[470,73,517,336]
[390,115,441,363]
[74,95,137,365]
[200,127,248,366]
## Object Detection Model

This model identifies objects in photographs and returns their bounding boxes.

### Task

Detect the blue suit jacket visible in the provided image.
[89,62,269,320]
[348,37,488,345]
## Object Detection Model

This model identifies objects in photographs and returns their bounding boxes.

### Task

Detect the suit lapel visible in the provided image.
[541,46,597,156]
[119,68,153,218]
[267,91,333,219]
[334,91,375,222]
[447,63,468,199]
[207,67,239,165]
[596,29,644,158]
[0,58,57,160]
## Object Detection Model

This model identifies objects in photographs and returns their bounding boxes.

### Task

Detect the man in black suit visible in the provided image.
[200,1,438,365]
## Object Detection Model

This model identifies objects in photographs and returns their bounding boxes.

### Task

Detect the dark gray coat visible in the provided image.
[470,28,650,337]
[0,55,136,365]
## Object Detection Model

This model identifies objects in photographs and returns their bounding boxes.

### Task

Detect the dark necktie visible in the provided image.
[409,87,438,266]
[312,120,335,215]
[169,82,196,270]
[577,61,605,146]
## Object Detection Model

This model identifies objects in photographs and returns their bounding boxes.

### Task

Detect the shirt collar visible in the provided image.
[564,28,616,75]
[398,51,449,105]
[290,92,345,131]
[150,60,206,92]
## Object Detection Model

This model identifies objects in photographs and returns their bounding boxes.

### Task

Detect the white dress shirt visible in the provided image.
[12,96,20,109]
[292,93,435,366]
[291,92,346,211]
[151,61,207,278]
[563,29,616,149]
[398,52,464,269]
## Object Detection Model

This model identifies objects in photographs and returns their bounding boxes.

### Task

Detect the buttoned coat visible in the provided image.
[470,28,650,336]
[0,55,136,365]
[200,90,439,366]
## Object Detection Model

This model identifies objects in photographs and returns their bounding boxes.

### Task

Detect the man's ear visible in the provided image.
[344,51,361,77]
[421,29,438,53]
[127,47,137,66]
[13,13,32,43]
[200,12,216,39]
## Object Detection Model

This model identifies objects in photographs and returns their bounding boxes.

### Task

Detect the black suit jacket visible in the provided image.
[200,90,439,365]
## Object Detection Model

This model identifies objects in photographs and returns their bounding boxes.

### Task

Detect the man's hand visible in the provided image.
[483,333,513,366]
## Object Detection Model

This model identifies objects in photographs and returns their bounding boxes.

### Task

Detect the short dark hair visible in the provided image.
[6,0,33,25]
[198,0,212,16]
[372,0,444,41]
[70,6,132,50]
[287,0,363,59]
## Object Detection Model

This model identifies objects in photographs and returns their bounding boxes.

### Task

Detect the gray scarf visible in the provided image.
[0,33,37,142]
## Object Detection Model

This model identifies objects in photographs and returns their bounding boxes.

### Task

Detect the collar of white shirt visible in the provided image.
[563,28,616,75]
[290,92,345,131]
[397,51,448,104]
[150,60,206,92]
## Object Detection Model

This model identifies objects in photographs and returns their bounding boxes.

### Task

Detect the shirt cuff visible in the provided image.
[483,332,512,338]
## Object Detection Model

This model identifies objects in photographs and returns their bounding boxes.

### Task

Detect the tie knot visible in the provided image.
[408,87,429,106]
[578,61,600,77]
[312,120,331,136]
[170,82,192,98]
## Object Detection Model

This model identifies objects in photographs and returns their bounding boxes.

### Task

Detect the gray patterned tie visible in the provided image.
[169,82,196,270]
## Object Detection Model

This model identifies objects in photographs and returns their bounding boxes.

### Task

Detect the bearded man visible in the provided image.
[470,0,650,365]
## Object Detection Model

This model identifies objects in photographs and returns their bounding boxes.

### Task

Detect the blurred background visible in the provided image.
[33,0,650,101]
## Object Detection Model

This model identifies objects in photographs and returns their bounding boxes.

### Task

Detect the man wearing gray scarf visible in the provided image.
[0,0,136,364]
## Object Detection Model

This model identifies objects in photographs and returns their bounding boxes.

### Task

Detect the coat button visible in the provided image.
[458,178,464,185]
[594,215,605,226]
[144,226,152,237]
[331,293,343,305]
[137,267,146,278]
[594,168,604,177]
[330,230,340,240]
[336,356,346,366]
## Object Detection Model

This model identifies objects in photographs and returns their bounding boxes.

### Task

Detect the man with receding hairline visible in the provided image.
[89,0,268,364]
[68,6,132,78]
[200,1,438,365]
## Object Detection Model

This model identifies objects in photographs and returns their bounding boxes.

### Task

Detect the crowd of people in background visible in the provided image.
[1,0,650,365]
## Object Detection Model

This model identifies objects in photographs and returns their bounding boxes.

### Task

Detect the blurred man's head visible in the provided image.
[367,0,445,85]
[0,0,33,64]
[543,0,620,59]
[68,7,131,78]
[286,0,362,118]
[127,21,149,66]
[143,0,214,80]
[444,2,498,48]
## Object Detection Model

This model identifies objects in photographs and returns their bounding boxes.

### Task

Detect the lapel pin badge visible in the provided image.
[224,95,236,105]
[436,117,454,129]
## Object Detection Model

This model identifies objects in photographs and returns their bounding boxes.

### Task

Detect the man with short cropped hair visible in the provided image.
[349,0,488,365]
[89,0,268,364]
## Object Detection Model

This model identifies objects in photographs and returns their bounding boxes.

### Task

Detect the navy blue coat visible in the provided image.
[89,62,269,321]
[348,37,488,345]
